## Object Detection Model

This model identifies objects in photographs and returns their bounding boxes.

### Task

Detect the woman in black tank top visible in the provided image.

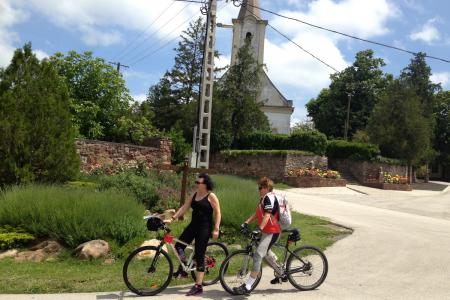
[170,173,221,296]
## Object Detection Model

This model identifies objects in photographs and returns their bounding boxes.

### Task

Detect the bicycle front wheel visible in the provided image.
[286,245,328,291]
[123,246,173,296]
[219,250,262,295]
[191,241,229,286]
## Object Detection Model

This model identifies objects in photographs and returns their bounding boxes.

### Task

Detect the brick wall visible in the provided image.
[76,138,172,173]
[210,153,327,182]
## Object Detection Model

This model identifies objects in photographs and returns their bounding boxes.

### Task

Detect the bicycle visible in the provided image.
[123,215,229,296]
[219,227,328,295]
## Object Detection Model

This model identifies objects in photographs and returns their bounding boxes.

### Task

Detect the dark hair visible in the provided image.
[198,173,214,191]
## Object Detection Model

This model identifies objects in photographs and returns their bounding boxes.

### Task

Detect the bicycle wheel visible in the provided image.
[191,242,229,286]
[123,246,173,296]
[219,250,262,295]
[286,245,328,291]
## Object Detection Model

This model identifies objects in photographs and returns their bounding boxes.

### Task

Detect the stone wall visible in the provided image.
[210,152,327,182]
[329,159,408,183]
[76,138,171,173]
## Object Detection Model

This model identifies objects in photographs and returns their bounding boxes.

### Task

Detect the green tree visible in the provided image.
[0,43,79,186]
[49,51,132,141]
[215,38,270,148]
[368,80,431,168]
[306,50,392,138]
[434,91,450,166]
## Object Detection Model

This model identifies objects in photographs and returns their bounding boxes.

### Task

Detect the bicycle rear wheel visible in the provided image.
[286,245,328,291]
[219,250,262,295]
[123,246,173,296]
[191,241,229,285]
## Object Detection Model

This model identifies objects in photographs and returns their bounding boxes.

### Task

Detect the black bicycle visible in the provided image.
[123,215,228,296]
[219,227,328,294]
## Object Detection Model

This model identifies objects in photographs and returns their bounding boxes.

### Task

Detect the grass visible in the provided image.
[0,174,350,293]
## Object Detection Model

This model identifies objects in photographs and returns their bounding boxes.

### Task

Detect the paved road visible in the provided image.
[2,185,450,300]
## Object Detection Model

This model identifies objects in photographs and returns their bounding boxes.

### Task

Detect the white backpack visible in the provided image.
[276,194,292,230]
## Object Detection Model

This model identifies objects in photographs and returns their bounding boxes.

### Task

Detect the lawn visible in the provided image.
[0,175,350,293]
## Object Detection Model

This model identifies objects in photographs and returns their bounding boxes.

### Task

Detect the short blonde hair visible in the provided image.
[258,177,274,192]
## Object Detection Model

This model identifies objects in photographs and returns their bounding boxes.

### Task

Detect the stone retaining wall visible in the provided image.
[76,138,171,173]
[210,152,327,182]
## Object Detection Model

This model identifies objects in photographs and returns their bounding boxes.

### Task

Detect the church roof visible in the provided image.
[238,0,261,20]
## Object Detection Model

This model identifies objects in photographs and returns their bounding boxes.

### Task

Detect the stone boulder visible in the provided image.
[15,240,63,262]
[75,240,110,260]
[137,239,168,259]
[158,209,176,222]
[0,249,18,260]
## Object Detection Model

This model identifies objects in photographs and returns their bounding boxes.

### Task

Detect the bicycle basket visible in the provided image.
[288,229,301,242]
[146,217,164,231]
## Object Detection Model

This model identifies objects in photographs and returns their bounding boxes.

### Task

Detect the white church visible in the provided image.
[225,0,294,134]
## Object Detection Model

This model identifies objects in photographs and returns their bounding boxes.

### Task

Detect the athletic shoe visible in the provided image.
[233,283,251,296]
[186,284,203,296]
[270,274,288,284]
[173,266,188,279]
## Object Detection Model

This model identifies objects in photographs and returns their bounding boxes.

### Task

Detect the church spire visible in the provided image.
[238,0,261,20]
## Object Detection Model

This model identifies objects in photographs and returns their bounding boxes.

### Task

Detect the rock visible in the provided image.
[103,258,115,265]
[15,249,46,262]
[30,240,63,254]
[158,209,176,222]
[75,240,110,260]
[0,249,18,260]
[137,239,168,259]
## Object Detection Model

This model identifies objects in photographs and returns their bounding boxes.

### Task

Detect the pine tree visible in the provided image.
[0,43,79,185]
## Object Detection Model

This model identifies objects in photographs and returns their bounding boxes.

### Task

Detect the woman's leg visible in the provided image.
[174,223,196,276]
[193,226,212,285]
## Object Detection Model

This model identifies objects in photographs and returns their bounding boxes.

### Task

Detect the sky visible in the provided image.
[1,0,449,124]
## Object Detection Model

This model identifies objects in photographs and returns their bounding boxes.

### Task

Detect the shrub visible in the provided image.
[287,168,341,179]
[0,185,147,248]
[220,149,315,157]
[326,140,380,161]
[0,226,35,250]
[167,129,191,165]
[236,131,327,155]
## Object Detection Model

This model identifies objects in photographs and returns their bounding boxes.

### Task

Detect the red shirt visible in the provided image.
[256,193,281,234]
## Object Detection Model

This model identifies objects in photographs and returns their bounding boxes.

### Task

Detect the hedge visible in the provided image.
[326,140,380,161]
[236,131,327,155]
[220,149,316,157]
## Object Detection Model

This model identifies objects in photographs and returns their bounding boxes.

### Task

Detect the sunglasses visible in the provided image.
[258,186,263,190]
[195,180,205,185]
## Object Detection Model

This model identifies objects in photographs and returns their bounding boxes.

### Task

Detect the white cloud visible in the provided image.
[13,0,201,47]
[132,93,147,103]
[430,72,450,88]
[0,1,28,67]
[409,19,441,44]
[258,0,398,120]
[34,49,50,60]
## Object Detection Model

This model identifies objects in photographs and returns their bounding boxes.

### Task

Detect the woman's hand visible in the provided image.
[212,229,219,240]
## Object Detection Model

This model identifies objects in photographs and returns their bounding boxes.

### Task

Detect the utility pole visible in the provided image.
[344,92,353,140]
[194,0,217,169]
[109,61,130,72]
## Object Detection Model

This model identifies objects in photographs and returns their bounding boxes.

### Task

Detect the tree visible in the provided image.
[49,51,132,141]
[434,91,450,166]
[306,50,392,138]
[214,38,270,148]
[368,80,431,181]
[0,43,79,186]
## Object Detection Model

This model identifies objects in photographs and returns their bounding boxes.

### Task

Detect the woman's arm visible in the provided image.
[172,195,193,220]
[258,212,272,231]
[209,193,221,240]
[245,213,257,224]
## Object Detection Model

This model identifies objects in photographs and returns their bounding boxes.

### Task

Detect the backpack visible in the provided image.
[276,193,292,230]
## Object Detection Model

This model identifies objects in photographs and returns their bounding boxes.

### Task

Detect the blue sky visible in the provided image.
[1,0,449,124]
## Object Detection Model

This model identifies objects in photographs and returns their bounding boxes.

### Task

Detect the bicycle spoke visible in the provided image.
[287,246,328,291]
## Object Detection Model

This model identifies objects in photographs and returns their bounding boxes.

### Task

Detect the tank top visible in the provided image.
[191,192,213,226]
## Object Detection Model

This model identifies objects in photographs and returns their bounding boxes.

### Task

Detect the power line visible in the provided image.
[109,61,130,72]
[129,1,229,66]
[121,2,192,63]
[245,2,450,64]
[246,8,339,72]
[113,1,176,61]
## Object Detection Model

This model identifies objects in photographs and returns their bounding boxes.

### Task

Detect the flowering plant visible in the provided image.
[287,167,341,179]
[383,172,407,184]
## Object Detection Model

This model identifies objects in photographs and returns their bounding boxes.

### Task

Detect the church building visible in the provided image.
[228,0,294,134]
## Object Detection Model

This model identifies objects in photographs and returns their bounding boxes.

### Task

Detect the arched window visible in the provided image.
[246,32,252,41]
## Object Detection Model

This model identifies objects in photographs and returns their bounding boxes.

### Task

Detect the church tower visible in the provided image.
[229,0,294,134]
